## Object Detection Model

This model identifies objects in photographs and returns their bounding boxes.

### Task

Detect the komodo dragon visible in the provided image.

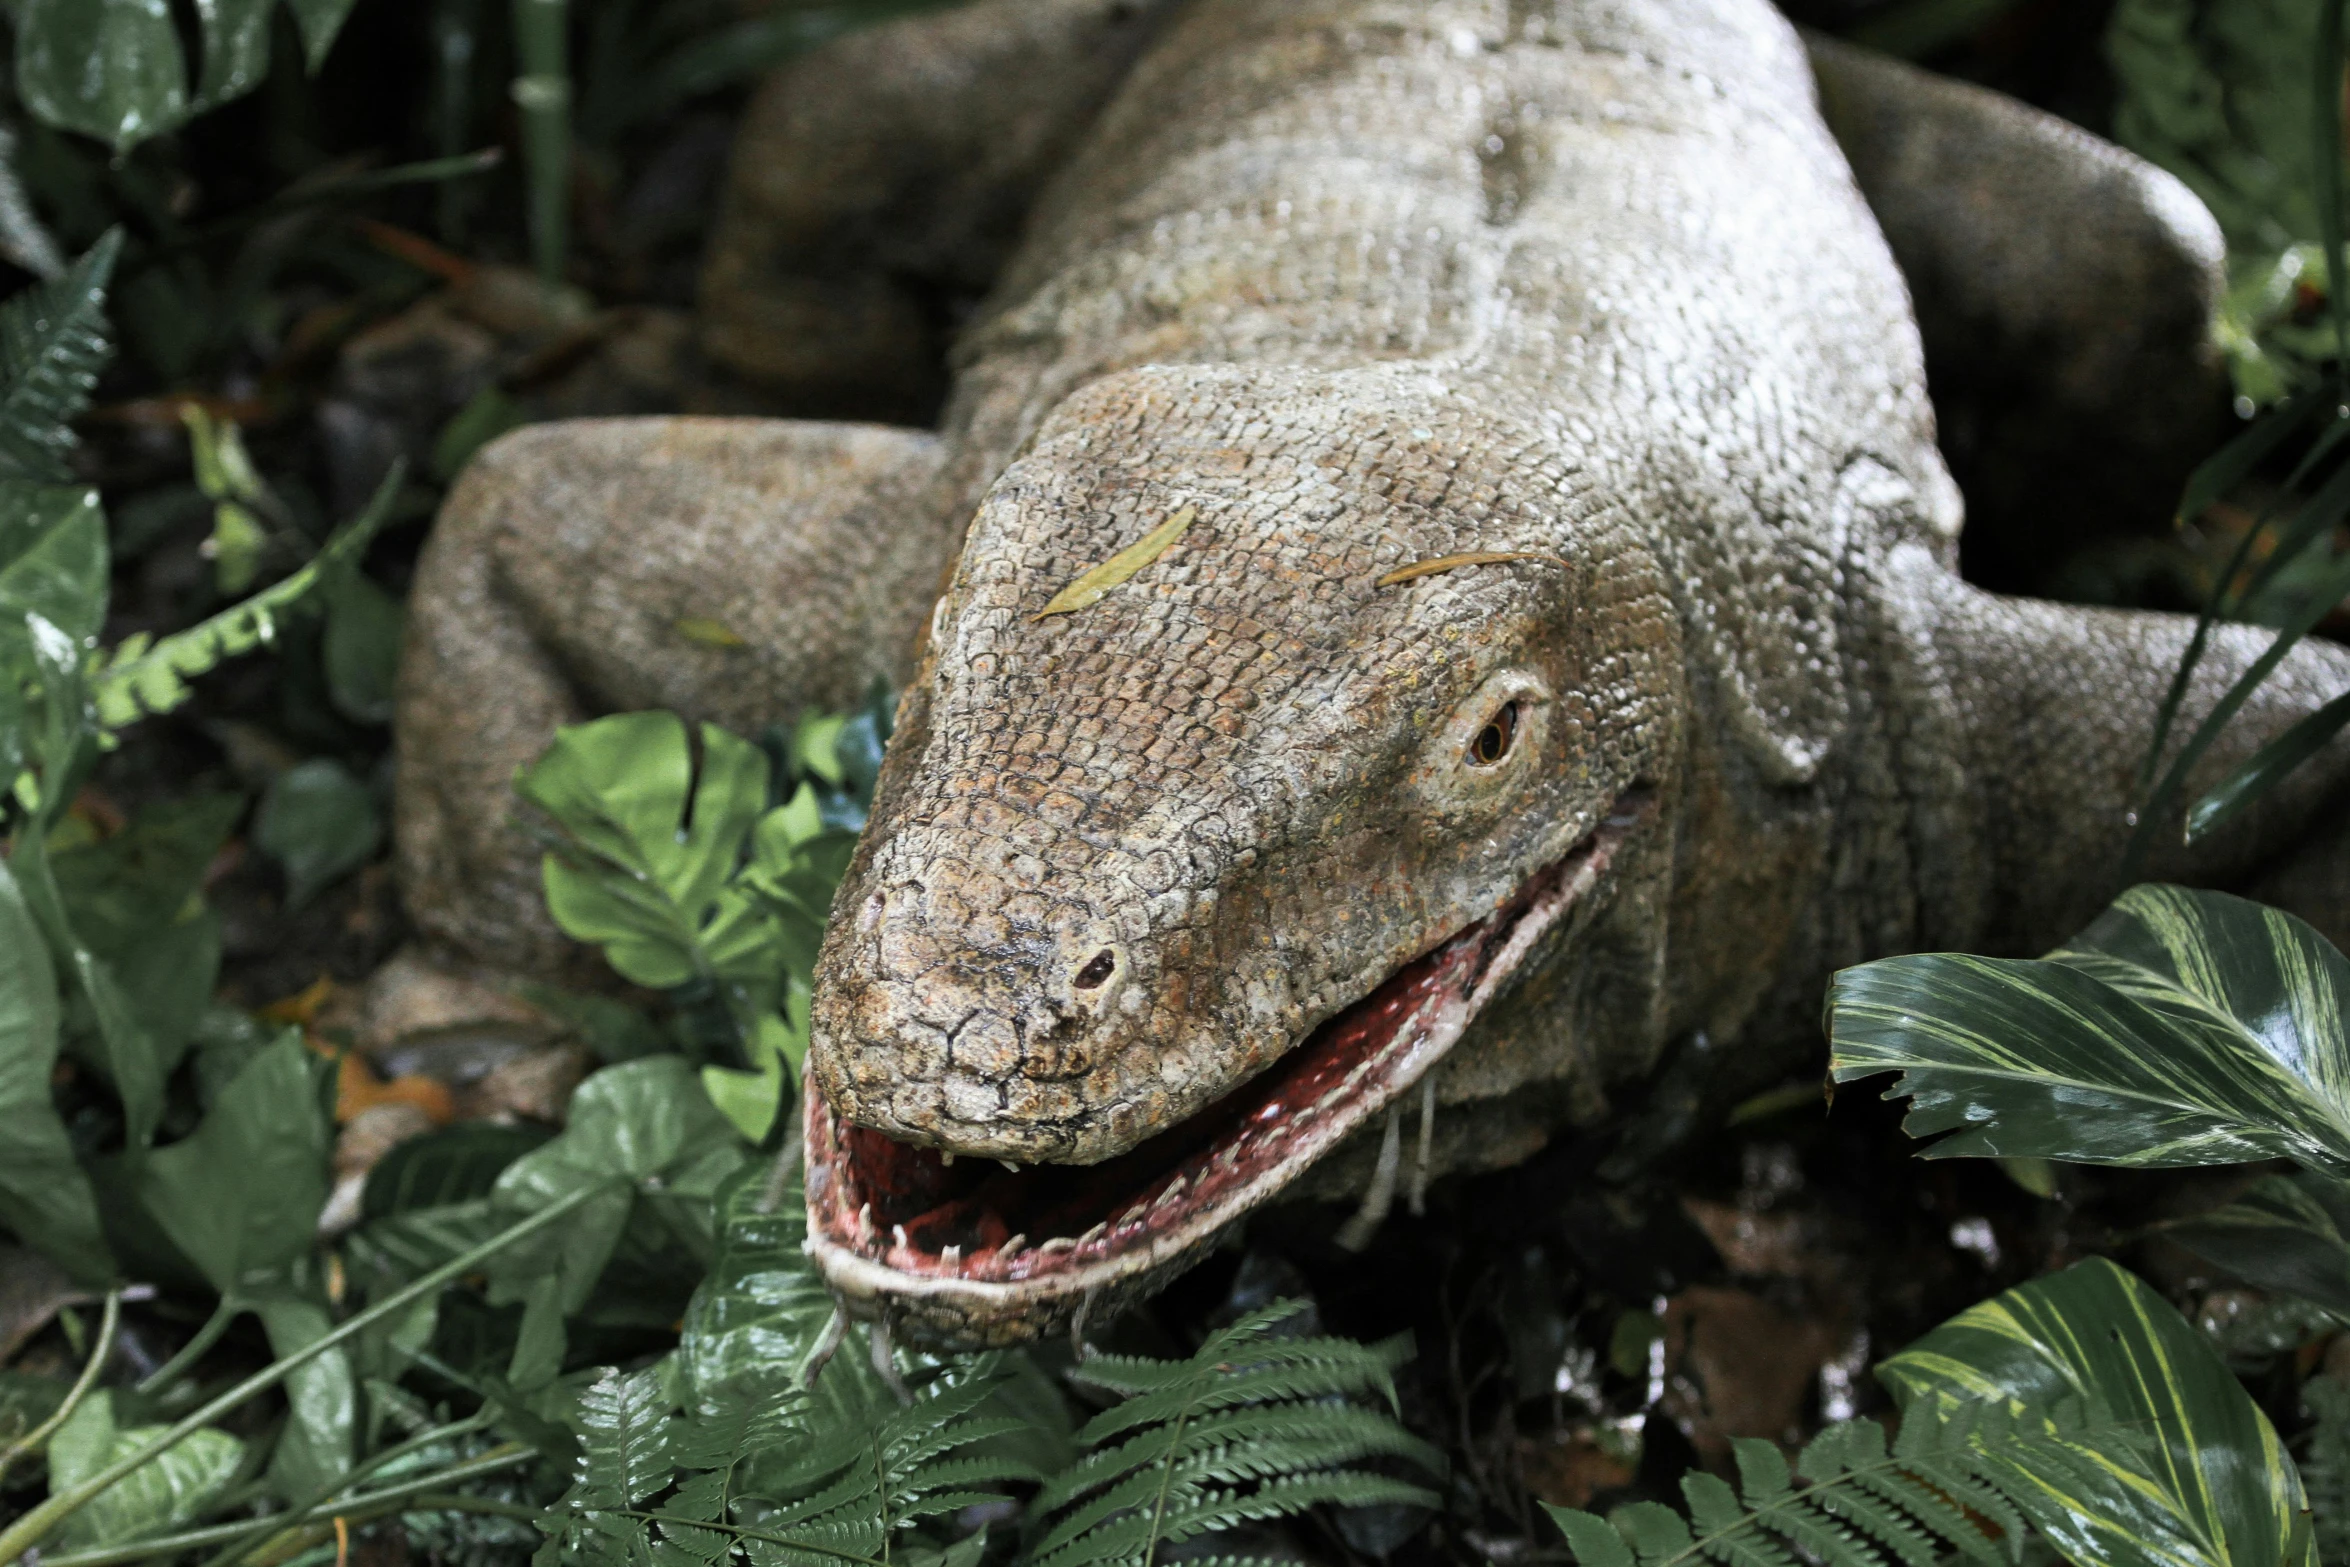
[394,0,2350,1347]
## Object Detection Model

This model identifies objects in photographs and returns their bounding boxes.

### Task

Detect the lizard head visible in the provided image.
[804,365,1680,1345]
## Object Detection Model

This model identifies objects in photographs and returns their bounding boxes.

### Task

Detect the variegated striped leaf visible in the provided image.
[2153,1171,2350,1318]
[1881,1258,2309,1567]
[1827,884,2350,1170]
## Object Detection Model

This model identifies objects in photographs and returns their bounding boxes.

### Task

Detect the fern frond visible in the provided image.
[91,460,404,728]
[0,231,119,484]
[1545,1396,2150,1567]
[1027,1299,1442,1567]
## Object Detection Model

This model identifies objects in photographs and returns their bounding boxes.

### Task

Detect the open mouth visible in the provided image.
[805,791,1650,1310]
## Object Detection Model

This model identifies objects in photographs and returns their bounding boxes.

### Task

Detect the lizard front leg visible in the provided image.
[1896,559,2350,956]
[394,417,952,976]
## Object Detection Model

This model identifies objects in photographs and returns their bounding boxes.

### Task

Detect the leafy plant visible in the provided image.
[1550,1259,2309,1567]
[1028,1301,1442,1567]
[517,690,886,1142]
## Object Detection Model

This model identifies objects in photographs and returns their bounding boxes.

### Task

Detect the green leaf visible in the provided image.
[0,484,107,650]
[2155,1171,2350,1317]
[488,1057,748,1315]
[135,1030,330,1294]
[254,758,382,909]
[321,568,404,725]
[1880,1257,2305,1567]
[1828,884,2350,1171]
[48,793,240,954]
[283,0,360,69]
[253,1289,354,1505]
[0,228,117,482]
[678,1162,897,1426]
[521,712,775,995]
[2186,687,2350,842]
[91,461,404,730]
[0,857,109,1283]
[701,1011,791,1144]
[14,0,187,150]
[47,1391,243,1549]
[10,832,166,1155]
[361,1123,553,1221]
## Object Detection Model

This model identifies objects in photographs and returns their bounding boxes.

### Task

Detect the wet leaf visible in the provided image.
[254,1288,354,1504]
[1828,884,2350,1171]
[0,232,119,482]
[254,758,382,909]
[322,570,404,725]
[48,1392,243,1548]
[1032,505,1195,620]
[1375,550,1567,587]
[362,1123,554,1221]
[1881,1257,2305,1567]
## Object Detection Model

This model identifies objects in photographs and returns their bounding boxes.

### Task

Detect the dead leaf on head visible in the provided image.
[674,616,748,648]
[1033,505,1197,621]
[1375,550,1567,587]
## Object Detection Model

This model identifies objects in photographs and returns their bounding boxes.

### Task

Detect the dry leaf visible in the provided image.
[1375,550,1567,587]
[1033,505,1197,620]
[674,615,748,648]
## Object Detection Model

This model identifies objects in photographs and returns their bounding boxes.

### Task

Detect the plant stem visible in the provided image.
[510,0,571,288]
[0,1184,604,1565]
[29,1446,538,1567]
[134,1296,240,1396]
[194,1412,494,1567]
[0,1288,120,1485]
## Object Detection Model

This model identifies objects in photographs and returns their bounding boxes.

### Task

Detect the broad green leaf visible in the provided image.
[2155,1171,2350,1318]
[47,1392,243,1549]
[136,1030,330,1294]
[361,1123,552,1221]
[0,230,117,482]
[48,793,241,954]
[521,713,775,993]
[0,857,109,1282]
[254,1288,354,1504]
[489,1057,748,1315]
[191,0,275,109]
[701,1011,793,1145]
[10,833,166,1155]
[15,1,187,150]
[1828,884,2350,1170]
[1880,1258,2305,1567]
[1033,505,1195,620]
[2186,688,2350,842]
[283,0,360,68]
[320,568,404,725]
[678,1163,897,1425]
[254,758,382,908]
[0,484,107,650]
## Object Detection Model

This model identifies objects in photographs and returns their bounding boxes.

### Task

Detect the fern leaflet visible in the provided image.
[0,230,120,484]
[1546,1396,2149,1567]
[546,1353,1037,1567]
[1026,1300,1443,1567]
[90,461,405,728]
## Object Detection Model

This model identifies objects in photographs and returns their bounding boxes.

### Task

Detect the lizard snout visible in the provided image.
[812,864,1184,1163]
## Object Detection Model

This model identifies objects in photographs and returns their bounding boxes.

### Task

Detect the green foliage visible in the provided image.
[519,692,884,1141]
[0,230,119,485]
[47,1391,246,1550]
[2151,1170,2350,1316]
[2300,1376,2350,1565]
[1881,1259,2307,1567]
[254,757,384,908]
[1828,884,2350,1171]
[1027,1301,1443,1567]
[2108,0,2350,399]
[10,0,359,153]
[1555,1261,2307,1567]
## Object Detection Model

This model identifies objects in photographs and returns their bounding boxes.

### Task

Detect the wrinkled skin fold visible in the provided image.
[394,0,2350,1346]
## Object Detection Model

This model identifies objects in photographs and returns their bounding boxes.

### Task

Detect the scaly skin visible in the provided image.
[395,0,2350,1346]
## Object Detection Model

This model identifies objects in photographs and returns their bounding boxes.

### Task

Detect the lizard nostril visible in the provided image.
[1074,949,1117,989]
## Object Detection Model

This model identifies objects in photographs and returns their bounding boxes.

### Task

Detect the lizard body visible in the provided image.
[394,0,2350,1346]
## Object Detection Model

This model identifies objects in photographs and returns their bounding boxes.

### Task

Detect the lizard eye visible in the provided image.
[1468,701,1520,767]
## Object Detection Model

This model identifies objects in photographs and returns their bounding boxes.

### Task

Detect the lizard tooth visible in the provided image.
[940,1151,955,1166]
[999,1159,1021,1173]
[1040,1237,1076,1255]
[1079,1223,1108,1246]
[858,1202,876,1242]
[892,1224,910,1251]
[999,1234,1028,1260]
[1153,1176,1187,1209]
[941,1244,962,1268]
